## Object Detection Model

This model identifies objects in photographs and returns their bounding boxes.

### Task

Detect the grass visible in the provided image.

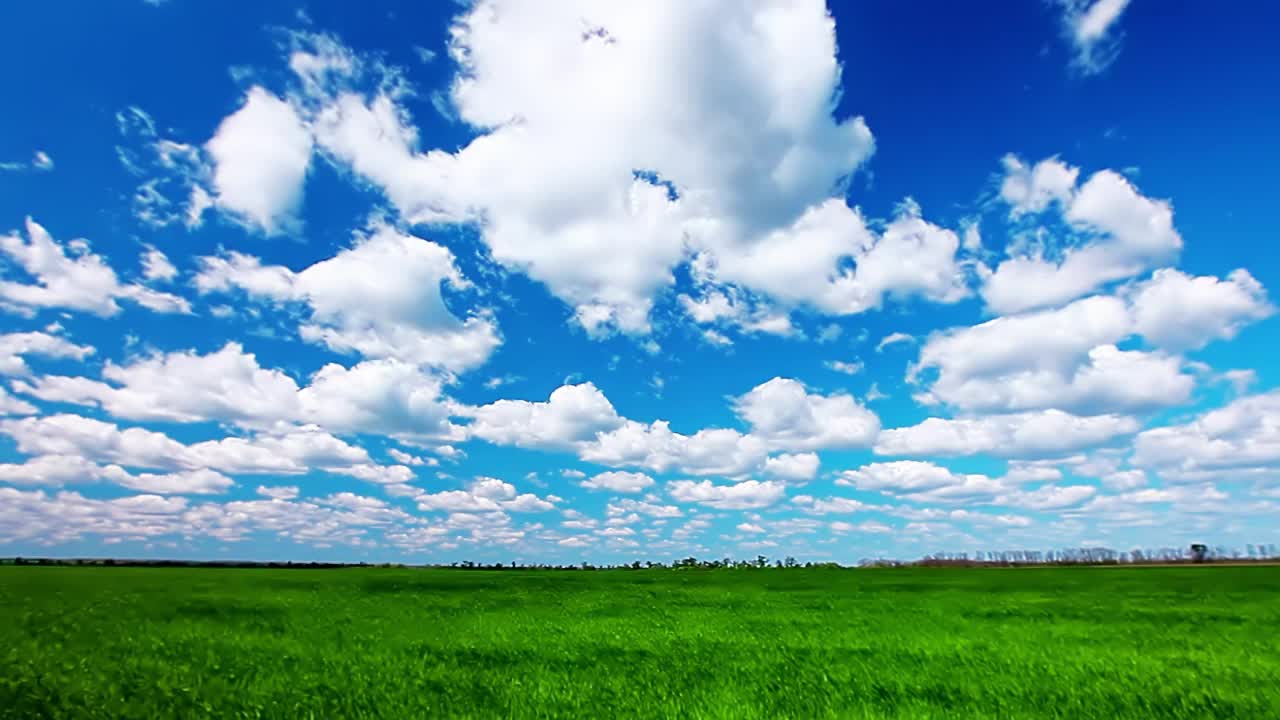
[1,565,1278,719]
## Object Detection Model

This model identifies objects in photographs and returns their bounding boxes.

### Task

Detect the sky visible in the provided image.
[0,0,1278,564]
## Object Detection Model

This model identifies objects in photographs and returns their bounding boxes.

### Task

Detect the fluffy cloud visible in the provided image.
[837,460,964,492]
[580,471,654,494]
[875,410,1139,458]
[18,342,301,424]
[0,455,233,495]
[794,495,878,515]
[999,154,1078,216]
[733,377,880,451]
[0,455,125,486]
[825,360,862,375]
[293,2,972,335]
[1129,268,1272,350]
[140,246,178,282]
[918,343,1193,415]
[833,461,1012,505]
[583,422,769,477]
[298,359,461,442]
[463,383,624,450]
[1132,390,1280,480]
[18,343,463,443]
[257,485,300,500]
[0,413,379,478]
[0,487,421,546]
[607,498,683,519]
[1075,485,1229,516]
[326,464,415,485]
[414,477,555,514]
[0,218,190,316]
[119,468,235,495]
[996,484,1096,510]
[0,488,191,544]
[910,273,1269,415]
[0,387,36,416]
[763,452,820,482]
[692,203,969,321]
[984,158,1181,314]
[667,479,785,510]
[468,377,877,478]
[205,87,313,234]
[0,331,94,376]
[196,224,499,370]
[913,295,1126,393]
[834,460,1096,510]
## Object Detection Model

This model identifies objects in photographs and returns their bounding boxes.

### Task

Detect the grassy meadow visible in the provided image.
[1,565,1278,719]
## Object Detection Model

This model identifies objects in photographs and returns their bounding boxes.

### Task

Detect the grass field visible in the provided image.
[2,565,1278,719]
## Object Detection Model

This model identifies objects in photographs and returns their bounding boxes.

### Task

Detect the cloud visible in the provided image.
[833,461,1013,506]
[834,460,1096,511]
[607,498,682,518]
[326,464,414,485]
[763,452,820,482]
[1059,0,1132,75]
[875,409,1139,458]
[837,460,966,492]
[583,421,769,477]
[794,495,877,515]
[0,218,190,316]
[691,203,969,320]
[299,359,463,442]
[0,486,418,546]
[205,87,313,234]
[257,485,299,500]
[875,332,914,352]
[1132,390,1280,481]
[466,376,877,479]
[296,3,894,335]
[195,224,499,370]
[999,154,1078,216]
[825,359,863,375]
[140,246,178,282]
[983,157,1181,314]
[0,151,55,173]
[0,413,385,479]
[1075,485,1229,516]
[118,468,235,495]
[1129,268,1272,350]
[19,342,302,425]
[414,477,556,514]
[463,382,624,450]
[0,388,36,416]
[996,484,1096,510]
[114,108,213,229]
[919,342,1193,415]
[0,455,232,495]
[733,377,879,451]
[0,331,94,376]
[667,479,785,510]
[911,271,1271,415]
[580,471,654,494]
[20,342,464,443]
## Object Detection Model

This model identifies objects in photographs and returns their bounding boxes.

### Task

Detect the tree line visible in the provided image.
[3,544,1278,570]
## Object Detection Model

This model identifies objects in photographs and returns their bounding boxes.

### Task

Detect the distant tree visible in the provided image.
[1190,544,1208,563]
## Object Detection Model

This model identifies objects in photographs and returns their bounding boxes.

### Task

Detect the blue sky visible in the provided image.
[1,0,1277,564]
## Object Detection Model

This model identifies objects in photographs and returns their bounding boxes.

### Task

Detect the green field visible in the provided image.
[2,566,1278,719]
